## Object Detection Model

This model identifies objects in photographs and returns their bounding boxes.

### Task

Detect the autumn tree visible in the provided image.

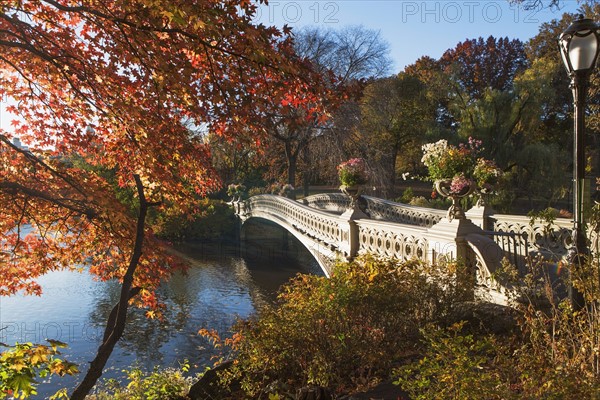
[0,1,311,397]
[357,73,434,194]
[439,36,528,102]
[260,25,392,195]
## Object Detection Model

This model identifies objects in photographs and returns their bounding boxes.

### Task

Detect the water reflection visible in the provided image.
[1,221,320,397]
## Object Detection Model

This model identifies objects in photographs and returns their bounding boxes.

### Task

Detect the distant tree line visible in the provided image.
[212,3,600,212]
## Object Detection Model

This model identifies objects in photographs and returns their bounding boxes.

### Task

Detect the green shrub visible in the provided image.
[89,362,194,400]
[398,187,414,204]
[393,255,600,399]
[409,195,451,210]
[393,322,508,400]
[153,198,235,241]
[247,186,267,197]
[0,341,77,400]
[213,255,473,398]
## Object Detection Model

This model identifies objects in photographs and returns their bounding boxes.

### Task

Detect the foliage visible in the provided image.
[439,36,527,100]
[226,183,247,200]
[89,362,194,400]
[337,158,368,188]
[0,0,311,296]
[473,158,504,193]
[357,74,434,193]
[527,206,559,235]
[409,196,451,210]
[207,255,473,398]
[394,323,507,400]
[421,139,476,183]
[394,251,600,399]
[398,187,415,204]
[402,28,580,211]
[0,340,77,400]
[153,199,236,241]
[262,24,391,189]
[0,0,317,396]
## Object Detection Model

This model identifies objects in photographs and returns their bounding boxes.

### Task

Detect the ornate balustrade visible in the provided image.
[301,193,349,213]
[238,194,446,276]
[239,195,352,275]
[302,193,446,227]
[243,194,346,248]
[355,219,428,261]
[235,193,556,305]
[487,214,572,261]
[300,194,576,262]
[361,196,446,227]
[302,192,577,269]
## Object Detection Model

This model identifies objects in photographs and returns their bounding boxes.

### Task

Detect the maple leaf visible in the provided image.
[0,0,304,397]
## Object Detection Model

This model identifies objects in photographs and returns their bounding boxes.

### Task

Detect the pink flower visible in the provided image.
[450,174,473,195]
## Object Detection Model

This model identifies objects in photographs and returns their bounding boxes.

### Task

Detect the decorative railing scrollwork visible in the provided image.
[301,193,446,227]
[301,193,350,213]
[362,196,446,227]
[238,194,435,268]
[355,220,428,262]
[488,214,572,261]
[465,233,510,305]
[243,195,345,249]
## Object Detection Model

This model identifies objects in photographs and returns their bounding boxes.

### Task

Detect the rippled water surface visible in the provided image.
[1,224,320,398]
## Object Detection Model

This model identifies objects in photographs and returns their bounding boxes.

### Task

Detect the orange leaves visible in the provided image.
[0,0,309,316]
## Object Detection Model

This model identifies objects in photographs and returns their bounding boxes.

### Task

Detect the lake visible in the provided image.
[0,221,321,398]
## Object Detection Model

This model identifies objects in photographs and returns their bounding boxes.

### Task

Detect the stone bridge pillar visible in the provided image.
[465,204,493,230]
[425,217,483,265]
[338,205,369,259]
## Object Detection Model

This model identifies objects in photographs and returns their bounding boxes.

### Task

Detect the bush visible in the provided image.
[0,341,77,400]
[89,362,194,400]
[393,255,600,399]
[409,195,451,210]
[398,187,414,204]
[153,198,235,241]
[210,255,473,398]
[394,322,508,400]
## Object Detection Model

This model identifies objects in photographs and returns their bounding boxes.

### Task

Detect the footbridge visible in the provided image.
[233,193,578,305]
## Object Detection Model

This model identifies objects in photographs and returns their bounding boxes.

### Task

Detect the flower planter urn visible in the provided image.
[435,179,475,221]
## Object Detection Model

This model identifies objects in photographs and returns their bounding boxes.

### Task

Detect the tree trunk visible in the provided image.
[388,145,399,196]
[285,141,298,200]
[70,174,151,400]
[303,146,311,197]
[287,159,297,187]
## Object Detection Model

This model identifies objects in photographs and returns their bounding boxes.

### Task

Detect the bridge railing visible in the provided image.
[302,193,446,228]
[238,194,439,272]
[355,219,429,262]
[361,196,446,227]
[487,213,572,263]
[302,193,579,264]
[300,193,349,213]
[245,194,343,245]
[236,193,593,305]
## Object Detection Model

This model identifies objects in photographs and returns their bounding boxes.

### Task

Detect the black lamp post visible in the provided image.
[559,14,600,306]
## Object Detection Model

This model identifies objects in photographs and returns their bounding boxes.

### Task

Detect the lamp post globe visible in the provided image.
[559,15,600,76]
[559,14,600,308]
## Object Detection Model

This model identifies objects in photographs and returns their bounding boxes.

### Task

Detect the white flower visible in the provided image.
[421,139,448,167]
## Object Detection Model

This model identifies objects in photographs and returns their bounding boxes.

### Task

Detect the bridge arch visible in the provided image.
[236,195,350,277]
[240,215,337,277]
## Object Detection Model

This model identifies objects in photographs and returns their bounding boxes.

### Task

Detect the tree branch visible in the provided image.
[70,174,152,400]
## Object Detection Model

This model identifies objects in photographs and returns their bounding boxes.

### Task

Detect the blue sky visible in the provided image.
[254,0,582,72]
